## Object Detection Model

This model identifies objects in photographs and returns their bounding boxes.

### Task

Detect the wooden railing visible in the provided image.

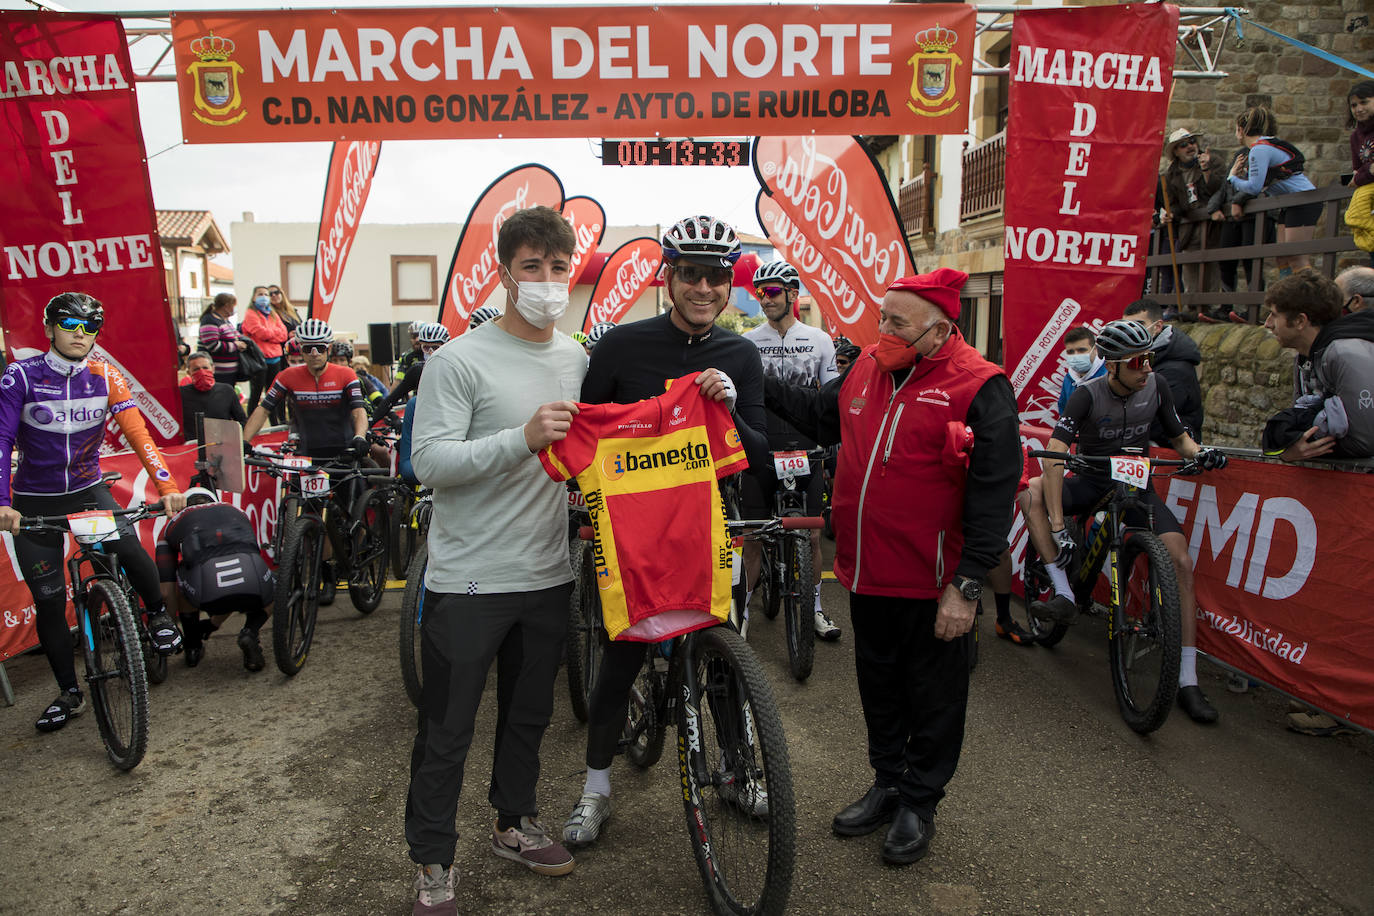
[960,131,1005,222]
[1144,183,1362,322]
[898,163,935,237]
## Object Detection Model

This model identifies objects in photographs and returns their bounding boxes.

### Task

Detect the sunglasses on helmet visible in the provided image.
[755,285,786,299]
[1114,352,1156,371]
[55,315,102,336]
[674,263,733,287]
[301,343,330,354]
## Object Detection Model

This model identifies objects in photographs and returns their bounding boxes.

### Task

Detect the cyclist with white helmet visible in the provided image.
[562,214,769,849]
[742,259,841,640]
[243,317,368,460]
[1026,318,1229,724]
[468,304,502,330]
[373,322,450,420]
[586,321,616,350]
[156,487,274,671]
[396,320,425,381]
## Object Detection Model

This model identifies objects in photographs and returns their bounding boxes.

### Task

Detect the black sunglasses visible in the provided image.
[674,263,733,287]
[301,343,330,354]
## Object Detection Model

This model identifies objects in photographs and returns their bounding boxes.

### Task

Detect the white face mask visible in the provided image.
[508,279,569,329]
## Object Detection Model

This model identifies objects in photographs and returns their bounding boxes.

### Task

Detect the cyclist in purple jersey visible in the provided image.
[0,293,189,732]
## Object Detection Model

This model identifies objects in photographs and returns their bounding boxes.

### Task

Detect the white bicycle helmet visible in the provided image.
[295,317,334,345]
[182,486,218,507]
[661,215,742,268]
[752,260,800,288]
[468,305,502,329]
[417,322,450,345]
[587,321,616,347]
[408,320,423,335]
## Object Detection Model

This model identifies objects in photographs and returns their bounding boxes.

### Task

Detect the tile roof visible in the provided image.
[156,209,229,253]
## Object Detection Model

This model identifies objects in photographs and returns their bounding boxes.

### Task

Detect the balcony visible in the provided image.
[960,131,1005,223]
[175,296,210,325]
[898,163,935,238]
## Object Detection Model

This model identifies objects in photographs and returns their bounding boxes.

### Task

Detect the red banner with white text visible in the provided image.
[0,12,183,446]
[1002,4,1177,421]
[437,164,565,336]
[755,191,849,339]
[1008,431,1374,732]
[562,196,605,290]
[309,140,381,322]
[581,238,661,332]
[753,135,911,347]
[0,433,285,662]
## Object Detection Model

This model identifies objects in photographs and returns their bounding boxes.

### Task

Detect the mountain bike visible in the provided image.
[1023,449,1200,734]
[247,451,392,676]
[399,491,433,708]
[740,449,826,681]
[18,501,166,770]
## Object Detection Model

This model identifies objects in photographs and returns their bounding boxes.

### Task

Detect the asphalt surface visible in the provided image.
[1,558,1371,915]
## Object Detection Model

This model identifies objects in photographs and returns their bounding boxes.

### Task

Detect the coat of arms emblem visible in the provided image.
[906,24,963,118]
[186,32,245,126]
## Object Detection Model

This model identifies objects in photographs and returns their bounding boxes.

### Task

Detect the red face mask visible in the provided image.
[874,321,944,374]
[190,367,215,392]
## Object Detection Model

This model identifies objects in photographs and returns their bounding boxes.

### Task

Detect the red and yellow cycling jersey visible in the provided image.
[540,376,748,641]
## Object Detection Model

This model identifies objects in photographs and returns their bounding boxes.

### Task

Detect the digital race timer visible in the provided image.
[601,138,750,167]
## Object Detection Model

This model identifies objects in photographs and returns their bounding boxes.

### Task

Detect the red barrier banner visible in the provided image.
[753,135,911,347]
[1001,4,1177,419]
[1007,429,1374,732]
[581,237,661,332]
[169,5,974,143]
[562,195,605,289]
[755,190,856,342]
[0,12,183,446]
[310,140,381,322]
[437,163,565,336]
[0,434,285,662]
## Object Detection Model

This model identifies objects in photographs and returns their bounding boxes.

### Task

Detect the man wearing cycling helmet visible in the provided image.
[396,320,424,382]
[0,293,189,732]
[586,321,616,351]
[1027,318,1229,724]
[467,304,502,330]
[156,487,274,671]
[561,214,768,850]
[242,318,368,460]
[742,259,842,639]
[833,335,861,374]
[372,322,449,420]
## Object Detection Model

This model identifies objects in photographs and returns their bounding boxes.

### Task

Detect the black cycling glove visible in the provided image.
[1197,447,1228,470]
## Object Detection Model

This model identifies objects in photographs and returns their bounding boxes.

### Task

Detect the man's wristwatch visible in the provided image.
[951,574,983,602]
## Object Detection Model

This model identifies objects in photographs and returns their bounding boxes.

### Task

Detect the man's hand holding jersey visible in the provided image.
[694,369,737,412]
[524,401,580,452]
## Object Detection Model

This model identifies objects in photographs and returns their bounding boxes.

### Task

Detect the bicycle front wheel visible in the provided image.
[389,487,416,579]
[274,514,324,676]
[348,489,390,614]
[565,538,604,723]
[781,534,814,681]
[85,578,150,771]
[759,541,782,621]
[678,625,795,916]
[1109,529,1182,734]
[399,537,428,708]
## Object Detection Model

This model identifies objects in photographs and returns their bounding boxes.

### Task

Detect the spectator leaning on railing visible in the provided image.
[1261,269,1374,461]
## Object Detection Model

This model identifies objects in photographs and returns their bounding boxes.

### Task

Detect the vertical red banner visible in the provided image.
[752,135,911,347]
[1001,4,1178,424]
[755,191,852,339]
[437,164,565,336]
[310,140,381,322]
[561,195,605,290]
[0,12,182,445]
[581,238,661,332]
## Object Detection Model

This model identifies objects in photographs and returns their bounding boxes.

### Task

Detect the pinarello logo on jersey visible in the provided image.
[725,428,740,449]
[603,441,711,477]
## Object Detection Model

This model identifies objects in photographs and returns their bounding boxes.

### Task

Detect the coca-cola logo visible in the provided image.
[449,182,535,318]
[589,243,658,326]
[758,200,859,323]
[567,217,602,288]
[316,141,380,306]
[755,136,909,323]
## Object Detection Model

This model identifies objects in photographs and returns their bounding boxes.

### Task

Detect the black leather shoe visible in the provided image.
[882,807,935,865]
[832,784,899,836]
[1177,685,1219,724]
[183,644,205,668]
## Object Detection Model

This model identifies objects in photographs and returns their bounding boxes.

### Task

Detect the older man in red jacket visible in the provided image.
[765,267,1020,866]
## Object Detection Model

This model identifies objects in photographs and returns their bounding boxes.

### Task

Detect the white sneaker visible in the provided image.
[814,610,841,641]
[562,791,611,846]
[718,774,770,817]
[412,864,455,915]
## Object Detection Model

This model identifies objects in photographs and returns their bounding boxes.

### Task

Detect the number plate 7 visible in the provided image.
[1109,455,1151,489]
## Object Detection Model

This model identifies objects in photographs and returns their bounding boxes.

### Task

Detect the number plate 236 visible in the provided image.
[1109,455,1151,489]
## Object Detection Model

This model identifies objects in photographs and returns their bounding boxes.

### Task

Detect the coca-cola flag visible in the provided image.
[309,140,380,322]
[582,238,661,332]
[438,164,565,336]
[756,191,852,340]
[753,136,911,347]
[562,196,605,289]
[0,13,183,445]
[1002,4,1177,424]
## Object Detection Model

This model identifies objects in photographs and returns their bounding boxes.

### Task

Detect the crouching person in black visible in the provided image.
[156,487,274,671]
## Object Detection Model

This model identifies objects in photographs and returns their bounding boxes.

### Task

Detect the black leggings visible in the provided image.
[585,639,648,770]
[13,485,165,694]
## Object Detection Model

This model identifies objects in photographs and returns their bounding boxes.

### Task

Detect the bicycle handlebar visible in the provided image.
[18,501,165,531]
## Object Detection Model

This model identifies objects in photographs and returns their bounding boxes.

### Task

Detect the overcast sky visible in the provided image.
[8,0,891,263]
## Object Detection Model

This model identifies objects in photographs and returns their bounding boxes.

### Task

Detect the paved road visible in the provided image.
[1,575,1370,915]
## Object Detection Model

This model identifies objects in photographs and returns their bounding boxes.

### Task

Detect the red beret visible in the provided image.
[886,267,969,320]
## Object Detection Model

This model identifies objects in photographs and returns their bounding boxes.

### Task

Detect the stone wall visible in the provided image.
[1166,1,1372,185]
[1178,323,1293,449]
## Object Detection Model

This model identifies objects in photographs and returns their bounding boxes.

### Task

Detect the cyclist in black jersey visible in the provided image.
[372,322,449,420]
[1024,319,1229,724]
[562,214,769,848]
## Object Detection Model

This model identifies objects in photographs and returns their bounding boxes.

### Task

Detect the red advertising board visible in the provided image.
[310,140,381,322]
[581,238,661,332]
[562,196,605,290]
[1001,4,1178,419]
[0,12,183,445]
[437,164,565,336]
[169,5,975,143]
